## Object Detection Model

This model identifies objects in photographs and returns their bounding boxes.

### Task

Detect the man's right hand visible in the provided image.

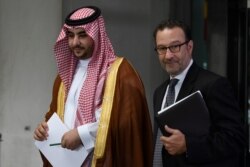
[33,121,49,141]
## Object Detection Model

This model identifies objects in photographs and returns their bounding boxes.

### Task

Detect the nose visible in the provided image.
[164,49,174,59]
[72,36,80,46]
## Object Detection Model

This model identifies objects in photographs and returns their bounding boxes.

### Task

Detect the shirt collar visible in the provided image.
[77,57,91,68]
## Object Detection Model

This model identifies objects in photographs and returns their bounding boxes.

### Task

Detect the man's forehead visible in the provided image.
[67,28,86,33]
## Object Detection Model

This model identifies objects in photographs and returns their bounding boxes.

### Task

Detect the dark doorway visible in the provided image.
[169,0,249,166]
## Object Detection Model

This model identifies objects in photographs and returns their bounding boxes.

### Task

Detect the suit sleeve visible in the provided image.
[186,77,245,163]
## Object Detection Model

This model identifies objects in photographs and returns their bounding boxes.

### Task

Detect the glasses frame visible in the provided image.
[154,40,189,55]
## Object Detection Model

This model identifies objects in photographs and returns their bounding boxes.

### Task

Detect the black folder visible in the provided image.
[155,91,210,136]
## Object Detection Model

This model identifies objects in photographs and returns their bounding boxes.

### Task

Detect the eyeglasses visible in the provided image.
[154,41,189,55]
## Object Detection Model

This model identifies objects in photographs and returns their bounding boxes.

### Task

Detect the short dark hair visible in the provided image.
[153,19,192,41]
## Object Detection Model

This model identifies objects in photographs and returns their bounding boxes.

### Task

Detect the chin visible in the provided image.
[74,52,85,58]
[75,54,91,60]
[166,69,179,76]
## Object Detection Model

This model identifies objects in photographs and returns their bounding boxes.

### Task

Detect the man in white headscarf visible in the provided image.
[34,6,153,167]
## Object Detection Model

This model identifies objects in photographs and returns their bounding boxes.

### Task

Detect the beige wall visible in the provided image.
[0,0,61,166]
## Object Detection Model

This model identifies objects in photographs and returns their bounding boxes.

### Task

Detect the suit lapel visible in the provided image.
[177,62,200,101]
[155,79,170,112]
[153,79,169,140]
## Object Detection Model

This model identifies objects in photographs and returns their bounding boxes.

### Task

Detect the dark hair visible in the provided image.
[153,19,192,41]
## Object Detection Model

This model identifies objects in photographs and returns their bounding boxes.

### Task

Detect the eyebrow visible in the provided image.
[157,41,184,47]
[67,30,86,35]
[78,31,87,35]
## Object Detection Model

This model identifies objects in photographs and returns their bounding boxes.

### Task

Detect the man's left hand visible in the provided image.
[160,125,187,155]
[61,129,82,150]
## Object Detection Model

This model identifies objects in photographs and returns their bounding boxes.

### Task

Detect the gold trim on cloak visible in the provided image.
[91,57,123,167]
[57,82,66,121]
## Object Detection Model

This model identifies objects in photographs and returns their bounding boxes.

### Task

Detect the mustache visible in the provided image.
[163,59,175,64]
[73,45,85,50]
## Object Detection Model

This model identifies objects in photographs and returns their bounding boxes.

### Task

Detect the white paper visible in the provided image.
[34,113,88,167]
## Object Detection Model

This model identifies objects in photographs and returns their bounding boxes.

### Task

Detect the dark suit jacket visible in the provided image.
[153,62,245,167]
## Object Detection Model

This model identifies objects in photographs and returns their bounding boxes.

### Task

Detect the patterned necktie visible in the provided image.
[153,78,179,167]
[164,78,179,108]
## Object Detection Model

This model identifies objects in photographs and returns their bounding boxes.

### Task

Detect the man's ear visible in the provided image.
[187,40,193,54]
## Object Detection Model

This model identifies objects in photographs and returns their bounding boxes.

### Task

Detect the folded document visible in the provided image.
[34,113,87,167]
[156,91,210,136]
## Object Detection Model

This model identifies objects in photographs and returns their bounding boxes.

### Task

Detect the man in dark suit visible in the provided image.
[152,19,245,167]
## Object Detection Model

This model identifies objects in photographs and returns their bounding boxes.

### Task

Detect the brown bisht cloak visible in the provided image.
[40,57,153,167]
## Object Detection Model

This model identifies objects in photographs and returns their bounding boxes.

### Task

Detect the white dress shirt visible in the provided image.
[161,59,193,109]
[64,58,101,155]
